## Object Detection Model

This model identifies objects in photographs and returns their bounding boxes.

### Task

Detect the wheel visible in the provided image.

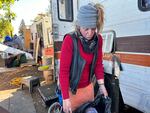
[48,102,62,113]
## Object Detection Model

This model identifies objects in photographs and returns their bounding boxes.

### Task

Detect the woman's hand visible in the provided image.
[63,99,72,113]
[99,84,108,97]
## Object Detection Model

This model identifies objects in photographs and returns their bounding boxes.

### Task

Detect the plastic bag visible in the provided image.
[93,95,111,113]
[74,94,111,113]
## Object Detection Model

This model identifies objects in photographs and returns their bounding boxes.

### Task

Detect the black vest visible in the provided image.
[64,32,99,94]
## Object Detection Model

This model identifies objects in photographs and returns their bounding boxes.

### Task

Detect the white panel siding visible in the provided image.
[104,60,150,112]
[119,63,150,113]
[103,60,113,74]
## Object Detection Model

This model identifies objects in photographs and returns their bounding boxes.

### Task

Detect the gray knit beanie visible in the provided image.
[77,3,98,28]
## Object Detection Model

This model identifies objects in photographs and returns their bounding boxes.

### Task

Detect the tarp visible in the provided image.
[0,43,33,59]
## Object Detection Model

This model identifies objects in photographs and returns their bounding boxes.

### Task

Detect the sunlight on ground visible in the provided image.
[0,67,18,73]
[0,88,18,102]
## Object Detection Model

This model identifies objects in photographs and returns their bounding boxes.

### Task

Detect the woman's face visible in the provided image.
[80,27,96,40]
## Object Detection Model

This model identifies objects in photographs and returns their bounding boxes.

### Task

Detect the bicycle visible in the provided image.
[48,87,63,113]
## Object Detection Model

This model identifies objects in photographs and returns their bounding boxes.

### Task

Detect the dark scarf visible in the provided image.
[76,31,98,53]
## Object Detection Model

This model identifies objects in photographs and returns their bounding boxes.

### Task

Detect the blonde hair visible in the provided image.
[94,3,104,33]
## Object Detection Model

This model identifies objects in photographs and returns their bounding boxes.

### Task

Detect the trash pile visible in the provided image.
[0,35,33,68]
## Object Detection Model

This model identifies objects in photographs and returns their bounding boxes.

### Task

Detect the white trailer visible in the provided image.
[50,0,150,112]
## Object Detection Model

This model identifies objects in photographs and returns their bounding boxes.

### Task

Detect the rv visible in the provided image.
[50,0,150,112]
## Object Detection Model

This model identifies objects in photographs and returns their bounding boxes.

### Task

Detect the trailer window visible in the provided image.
[138,0,150,11]
[57,0,73,22]
[102,31,115,53]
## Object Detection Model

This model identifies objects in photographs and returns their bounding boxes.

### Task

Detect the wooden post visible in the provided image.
[34,37,40,63]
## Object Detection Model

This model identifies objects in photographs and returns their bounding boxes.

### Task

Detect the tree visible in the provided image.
[0,0,17,38]
[0,18,13,36]
[18,19,26,36]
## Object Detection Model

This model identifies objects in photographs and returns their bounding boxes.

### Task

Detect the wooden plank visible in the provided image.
[35,37,40,64]
[20,60,37,68]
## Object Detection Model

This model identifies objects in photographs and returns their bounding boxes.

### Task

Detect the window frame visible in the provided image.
[138,0,150,11]
[102,30,116,53]
[57,0,74,22]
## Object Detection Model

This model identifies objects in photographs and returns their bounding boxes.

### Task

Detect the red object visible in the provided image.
[59,34,104,99]
[44,47,54,56]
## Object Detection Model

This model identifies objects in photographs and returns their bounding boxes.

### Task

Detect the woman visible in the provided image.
[59,3,108,113]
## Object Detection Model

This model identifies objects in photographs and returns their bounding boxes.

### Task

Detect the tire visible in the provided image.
[48,102,62,113]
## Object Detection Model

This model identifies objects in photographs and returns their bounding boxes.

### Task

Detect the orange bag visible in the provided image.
[69,83,94,111]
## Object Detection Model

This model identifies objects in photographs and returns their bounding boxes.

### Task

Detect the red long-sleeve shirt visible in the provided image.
[59,34,104,99]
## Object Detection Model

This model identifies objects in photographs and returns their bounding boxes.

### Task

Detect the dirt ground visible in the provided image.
[0,65,143,113]
[0,65,49,113]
